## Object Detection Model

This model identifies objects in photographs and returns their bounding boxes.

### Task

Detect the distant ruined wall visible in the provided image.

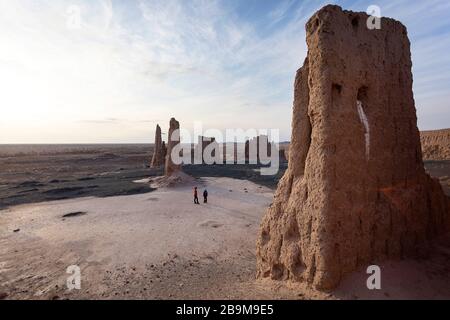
[245,135,272,163]
[256,5,449,290]
[195,136,217,164]
[420,129,450,160]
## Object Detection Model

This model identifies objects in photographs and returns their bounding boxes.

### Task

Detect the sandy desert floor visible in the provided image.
[1,176,450,300]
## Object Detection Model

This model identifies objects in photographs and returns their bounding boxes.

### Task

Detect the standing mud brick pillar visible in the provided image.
[151,124,165,168]
[165,118,181,176]
[256,5,449,290]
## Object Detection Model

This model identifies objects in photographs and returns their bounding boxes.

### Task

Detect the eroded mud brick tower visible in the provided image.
[151,124,166,168]
[256,5,449,290]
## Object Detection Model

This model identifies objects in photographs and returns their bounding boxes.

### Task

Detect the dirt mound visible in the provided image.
[149,171,196,189]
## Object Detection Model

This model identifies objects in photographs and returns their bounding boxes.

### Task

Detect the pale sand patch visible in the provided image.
[0,177,276,299]
[0,177,449,299]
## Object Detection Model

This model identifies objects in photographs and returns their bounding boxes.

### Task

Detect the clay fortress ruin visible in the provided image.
[147,4,449,292]
[256,5,450,290]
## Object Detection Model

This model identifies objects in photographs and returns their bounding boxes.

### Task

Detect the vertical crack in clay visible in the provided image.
[357,100,370,160]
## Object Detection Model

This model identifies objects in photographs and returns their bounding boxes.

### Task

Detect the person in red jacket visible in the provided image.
[193,187,199,204]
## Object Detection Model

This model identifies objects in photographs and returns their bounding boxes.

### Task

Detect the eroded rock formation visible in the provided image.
[420,129,450,160]
[151,124,165,168]
[165,118,181,176]
[256,5,450,290]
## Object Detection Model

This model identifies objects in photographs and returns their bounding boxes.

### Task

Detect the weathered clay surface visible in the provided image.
[420,129,450,160]
[151,124,165,168]
[165,118,181,176]
[256,5,450,290]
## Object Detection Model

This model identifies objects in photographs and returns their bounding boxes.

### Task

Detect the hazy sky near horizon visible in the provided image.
[0,0,449,143]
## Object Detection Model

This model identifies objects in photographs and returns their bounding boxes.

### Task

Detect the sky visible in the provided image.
[0,0,449,143]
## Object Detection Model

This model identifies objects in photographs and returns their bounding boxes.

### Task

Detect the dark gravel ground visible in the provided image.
[1,144,447,210]
[0,145,158,210]
[0,145,288,210]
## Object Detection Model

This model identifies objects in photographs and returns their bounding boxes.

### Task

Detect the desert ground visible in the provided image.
[1,144,450,299]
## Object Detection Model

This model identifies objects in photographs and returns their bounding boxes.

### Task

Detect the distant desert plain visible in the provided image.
[0,129,449,300]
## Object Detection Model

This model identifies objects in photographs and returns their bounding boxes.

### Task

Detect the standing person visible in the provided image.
[193,187,199,204]
[203,189,208,203]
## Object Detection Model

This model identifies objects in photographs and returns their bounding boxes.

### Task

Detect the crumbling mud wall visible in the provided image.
[256,5,450,290]
[420,129,450,160]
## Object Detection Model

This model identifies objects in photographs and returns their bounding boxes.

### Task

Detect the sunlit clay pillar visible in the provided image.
[256,5,449,290]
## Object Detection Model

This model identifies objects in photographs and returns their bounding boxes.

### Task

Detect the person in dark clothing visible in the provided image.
[203,189,208,203]
[193,187,199,204]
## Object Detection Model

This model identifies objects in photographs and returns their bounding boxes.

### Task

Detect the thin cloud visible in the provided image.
[0,0,448,143]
